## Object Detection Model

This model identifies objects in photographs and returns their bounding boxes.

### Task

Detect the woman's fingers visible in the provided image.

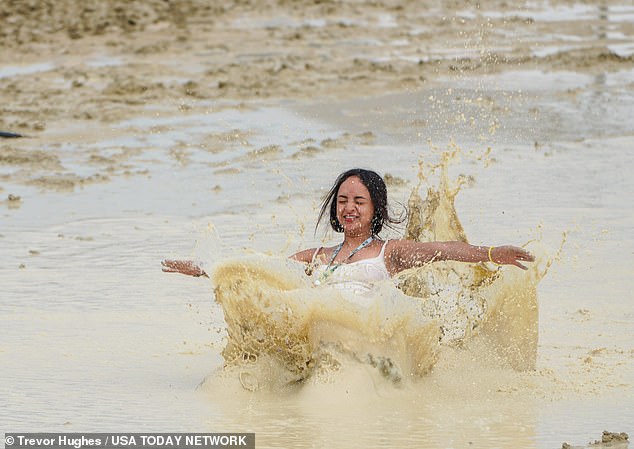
[161,259,205,277]
[161,259,192,274]
[517,250,535,262]
[496,246,534,270]
[161,260,179,270]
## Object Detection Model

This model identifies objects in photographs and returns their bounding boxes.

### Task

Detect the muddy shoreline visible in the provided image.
[3,1,634,125]
[2,1,634,193]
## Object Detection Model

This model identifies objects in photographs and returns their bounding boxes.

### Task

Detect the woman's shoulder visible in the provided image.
[289,247,318,263]
[290,246,332,263]
[384,238,431,249]
[383,238,405,251]
[383,238,435,259]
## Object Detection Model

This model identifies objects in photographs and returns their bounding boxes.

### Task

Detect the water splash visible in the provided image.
[211,257,440,391]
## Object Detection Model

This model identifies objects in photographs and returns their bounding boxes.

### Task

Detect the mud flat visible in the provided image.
[1,1,633,448]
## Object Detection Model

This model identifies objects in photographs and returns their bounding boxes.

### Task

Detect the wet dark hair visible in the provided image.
[316,168,403,236]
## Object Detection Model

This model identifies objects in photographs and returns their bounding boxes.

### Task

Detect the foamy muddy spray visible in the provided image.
[204,150,552,394]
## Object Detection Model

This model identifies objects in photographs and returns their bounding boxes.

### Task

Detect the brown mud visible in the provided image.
[2,0,633,190]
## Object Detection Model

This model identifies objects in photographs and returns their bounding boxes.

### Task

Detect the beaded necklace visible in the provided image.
[314,236,374,286]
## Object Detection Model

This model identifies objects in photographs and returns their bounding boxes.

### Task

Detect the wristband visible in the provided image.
[488,246,499,265]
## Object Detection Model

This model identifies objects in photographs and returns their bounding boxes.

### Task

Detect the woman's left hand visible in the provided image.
[490,246,535,270]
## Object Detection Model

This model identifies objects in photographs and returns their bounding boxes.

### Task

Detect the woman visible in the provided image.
[162,168,534,281]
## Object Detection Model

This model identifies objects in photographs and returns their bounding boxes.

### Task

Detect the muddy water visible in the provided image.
[1,1,634,448]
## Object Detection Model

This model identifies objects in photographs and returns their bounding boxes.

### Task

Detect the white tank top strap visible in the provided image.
[305,247,323,276]
[310,247,323,265]
[379,239,389,258]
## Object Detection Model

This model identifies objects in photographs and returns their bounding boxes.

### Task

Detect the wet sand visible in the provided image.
[2,0,634,192]
[1,1,633,448]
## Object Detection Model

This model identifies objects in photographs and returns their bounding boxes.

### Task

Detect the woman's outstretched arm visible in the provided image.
[386,240,534,274]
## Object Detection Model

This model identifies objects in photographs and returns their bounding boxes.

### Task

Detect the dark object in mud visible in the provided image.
[591,431,629,445]
[562,431,629,449]
[0,131,24,138]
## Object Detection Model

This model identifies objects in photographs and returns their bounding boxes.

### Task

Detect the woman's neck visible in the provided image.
[342,232,373,249]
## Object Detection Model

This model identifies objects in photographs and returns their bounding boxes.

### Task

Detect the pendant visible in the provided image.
[313,279,321,286]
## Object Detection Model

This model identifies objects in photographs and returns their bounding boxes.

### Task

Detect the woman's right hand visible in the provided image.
[161,259,208,277]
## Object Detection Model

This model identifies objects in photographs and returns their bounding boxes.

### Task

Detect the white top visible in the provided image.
[310,240,391,294]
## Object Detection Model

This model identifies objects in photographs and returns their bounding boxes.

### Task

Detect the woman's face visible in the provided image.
[336,176,375,237]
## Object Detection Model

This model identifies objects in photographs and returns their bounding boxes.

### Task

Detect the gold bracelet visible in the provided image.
[488,246,498,265]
